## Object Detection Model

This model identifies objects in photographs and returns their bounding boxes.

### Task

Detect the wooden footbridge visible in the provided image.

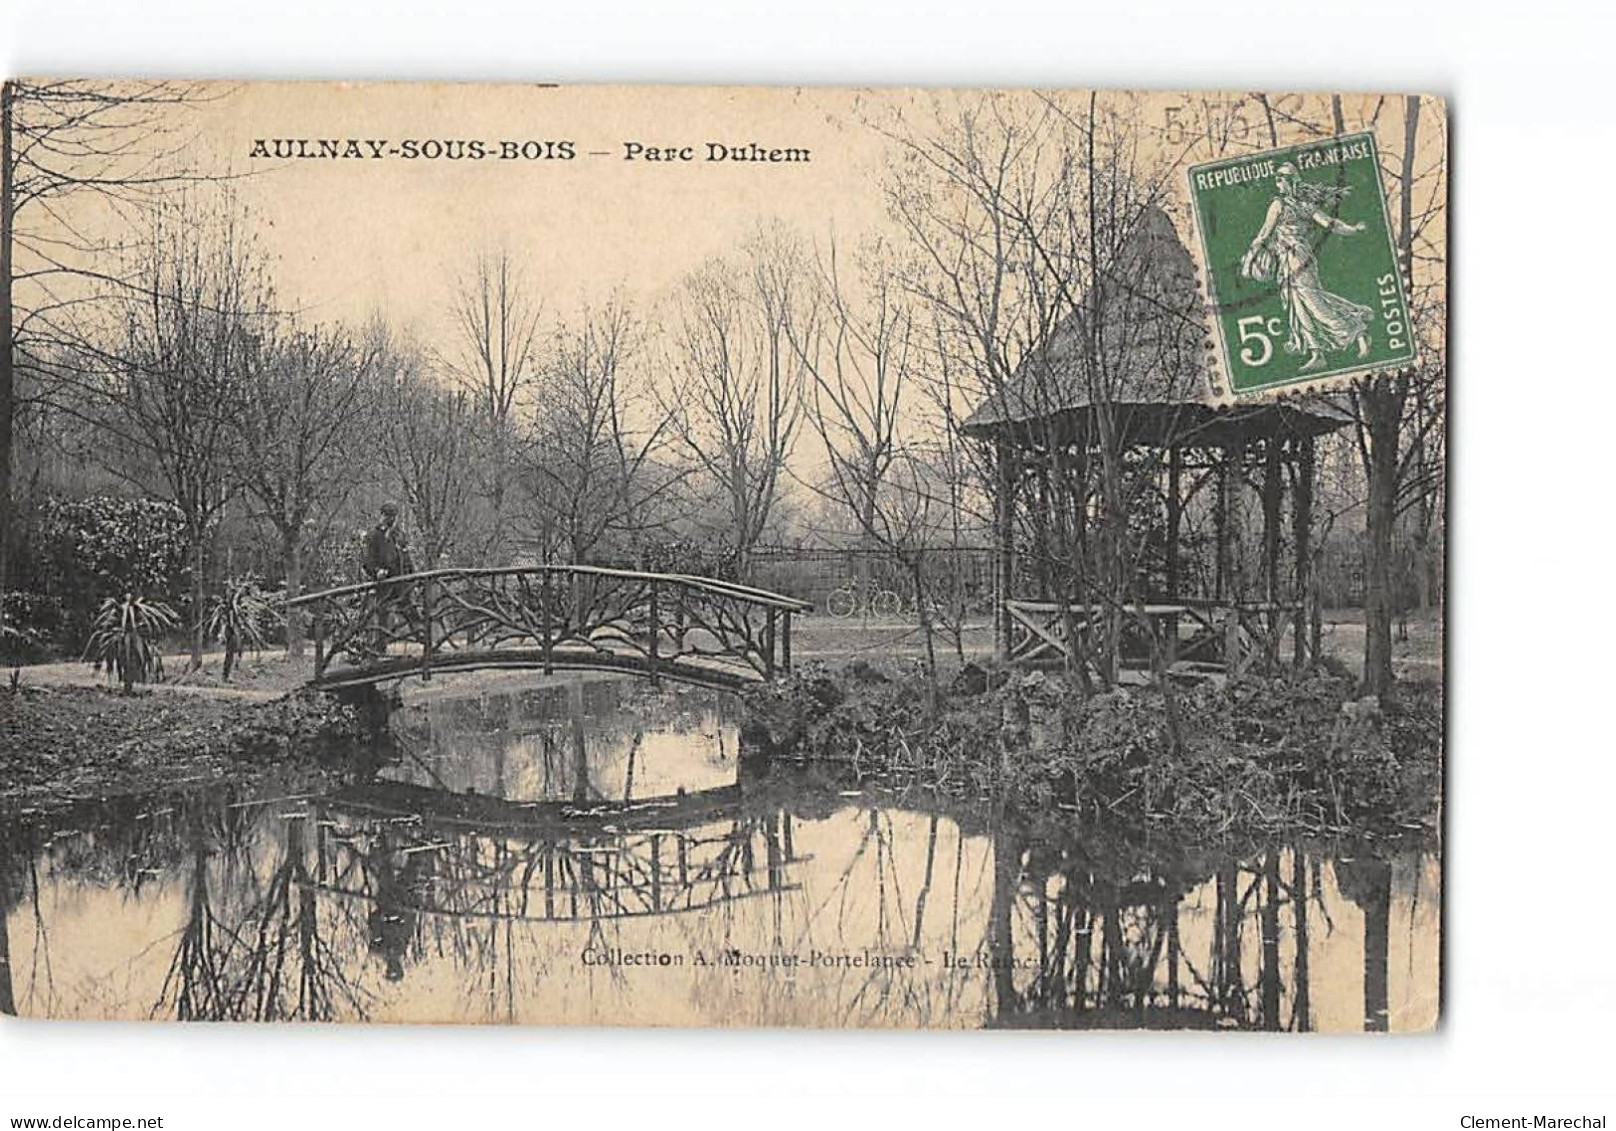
[285,564,812,692]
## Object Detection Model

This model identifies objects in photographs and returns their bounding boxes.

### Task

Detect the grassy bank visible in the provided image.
[743,662,1442,846]
[0,684,366,813]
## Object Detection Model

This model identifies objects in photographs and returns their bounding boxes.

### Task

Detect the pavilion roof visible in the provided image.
[958,206,1351,449]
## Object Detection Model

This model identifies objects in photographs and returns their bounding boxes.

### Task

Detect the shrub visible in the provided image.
[205,578,282,680]
[1,591,62,663]
[35,496,191,648]
[84,594,180,693]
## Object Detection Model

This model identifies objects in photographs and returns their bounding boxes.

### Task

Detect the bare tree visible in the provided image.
[377,342,481,571]
[98,192,271,669]
[881,92,1200,691]
[668,224,812,581]
[1165,91,1448,691]
[233,318,378,655]
[445,250,543,423]
[445,250,543,564]
[521,295,682,564]
[877,93,1071,661]
[1347,94,1447,697]
[794,240,908,569]
[791,236,949,695]
[1,79,219,635]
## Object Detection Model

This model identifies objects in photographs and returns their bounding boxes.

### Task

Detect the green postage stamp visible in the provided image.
[1186,131,1417,398]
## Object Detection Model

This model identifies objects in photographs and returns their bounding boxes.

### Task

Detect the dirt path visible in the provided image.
[1317,610,1445,682]
[14,648,311,702]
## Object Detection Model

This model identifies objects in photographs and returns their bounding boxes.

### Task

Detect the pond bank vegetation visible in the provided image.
[0,683,366,814]
[742,660,1442,846]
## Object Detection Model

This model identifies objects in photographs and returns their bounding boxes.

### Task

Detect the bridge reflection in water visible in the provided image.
[0,677,1438,1030]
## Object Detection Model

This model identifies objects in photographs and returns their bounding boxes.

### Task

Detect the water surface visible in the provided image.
[0,675,1438,1029]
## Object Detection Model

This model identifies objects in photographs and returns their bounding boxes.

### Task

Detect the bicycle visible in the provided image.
[825,581,903,619]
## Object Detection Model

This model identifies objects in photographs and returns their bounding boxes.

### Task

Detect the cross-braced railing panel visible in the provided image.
[286,565,812,690]
[1005,598,1301,677]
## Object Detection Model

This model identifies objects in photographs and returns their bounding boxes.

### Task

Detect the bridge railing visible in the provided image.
[285,564,813,689]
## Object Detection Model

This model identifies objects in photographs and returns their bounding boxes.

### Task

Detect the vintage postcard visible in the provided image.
[0,82,1445,1030]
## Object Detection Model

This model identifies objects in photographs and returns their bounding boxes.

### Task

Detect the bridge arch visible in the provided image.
[285,564,812,692]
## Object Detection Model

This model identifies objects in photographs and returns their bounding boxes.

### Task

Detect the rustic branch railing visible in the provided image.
[285,565,812,690]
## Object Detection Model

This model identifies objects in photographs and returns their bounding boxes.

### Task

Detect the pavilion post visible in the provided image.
[1166,446,1183,600]
[1033,461,1053,602]
[1294,435,1317,669]
[1215,445,1230,603]
[994,440,1019,662]
[764,607,777,680]
[1165,445,1183,668]
[1216,443,1248,675]
[1071,453,1091,679]
[1262,438,1283,672]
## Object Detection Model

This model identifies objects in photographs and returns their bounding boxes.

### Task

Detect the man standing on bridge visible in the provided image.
[361,502,415,656]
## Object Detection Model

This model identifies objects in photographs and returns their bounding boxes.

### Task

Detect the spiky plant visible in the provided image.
[205,578,281,681]
[84,593,180,693]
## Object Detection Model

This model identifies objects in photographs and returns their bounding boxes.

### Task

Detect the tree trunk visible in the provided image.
[1362,382,1402,699]
[1293,438,1315,669]
[283,529,305,657]
[0,845,15,1016]
[0,84,14,634]
[1358,859,1392,1032]
[1292,845,1312,1032]
[909,555,939,712]
[1361,94,1423,700]
[189,534,205,671]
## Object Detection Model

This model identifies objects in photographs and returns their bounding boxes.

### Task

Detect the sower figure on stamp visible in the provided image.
[1240,162,1374,373]
[361,501,415,656]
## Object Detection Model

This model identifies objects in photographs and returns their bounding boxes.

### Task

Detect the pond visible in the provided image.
[0,675,1439,1030]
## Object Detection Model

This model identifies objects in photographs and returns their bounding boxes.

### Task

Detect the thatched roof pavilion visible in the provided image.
[960,206,1351,450]
[959,206,1350,675]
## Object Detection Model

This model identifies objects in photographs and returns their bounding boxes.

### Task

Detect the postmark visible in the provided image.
[1185,131,1416,400]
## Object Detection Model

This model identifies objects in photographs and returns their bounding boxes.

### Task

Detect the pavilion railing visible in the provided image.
[285,564,813,688]
[1004,597,1303,677]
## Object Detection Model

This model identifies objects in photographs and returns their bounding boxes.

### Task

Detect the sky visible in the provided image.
[19,82,1447,388]
[13,82,1446,514]
[190,82,898,341]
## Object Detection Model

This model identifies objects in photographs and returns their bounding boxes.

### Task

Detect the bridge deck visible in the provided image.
[311,644,765,692]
